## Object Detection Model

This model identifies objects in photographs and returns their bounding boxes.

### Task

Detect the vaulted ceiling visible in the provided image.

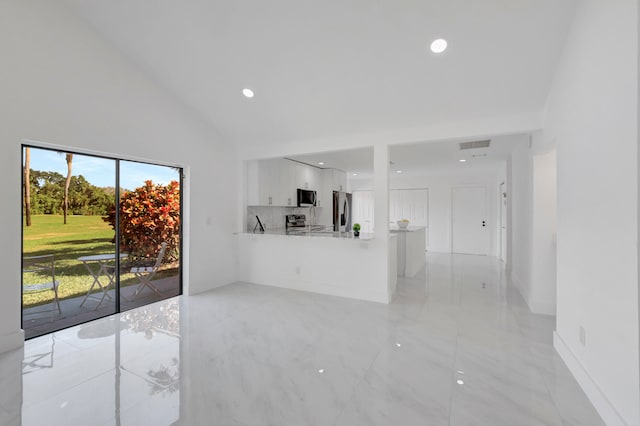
[63,0,578,147]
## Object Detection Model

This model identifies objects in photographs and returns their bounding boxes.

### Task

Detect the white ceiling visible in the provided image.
[389,133,528,176]
[62,0,577,147]
[287,133,526,179]
[287,147,374,177]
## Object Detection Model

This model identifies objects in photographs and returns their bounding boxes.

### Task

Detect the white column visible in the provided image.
[373,144,389,240]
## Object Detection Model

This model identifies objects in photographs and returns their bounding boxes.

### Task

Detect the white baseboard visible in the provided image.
[553,332,628,426]
[0,330,24,354]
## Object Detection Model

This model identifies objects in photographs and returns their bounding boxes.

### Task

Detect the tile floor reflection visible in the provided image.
[1,253,603,425]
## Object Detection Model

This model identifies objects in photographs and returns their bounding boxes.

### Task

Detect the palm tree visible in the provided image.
[63,153,73,224]
[24,147,31,226]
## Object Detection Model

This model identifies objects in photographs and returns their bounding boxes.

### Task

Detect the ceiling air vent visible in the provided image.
[459,140,491,150]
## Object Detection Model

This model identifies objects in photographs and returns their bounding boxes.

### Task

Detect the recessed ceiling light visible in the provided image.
[396,343,402,348]
[318,162,324,166]
[396,170,403,174]
[352,173,358,176]
[456,379,464,385]
[459,159,467,163]
[242,88,254,98]
[430,38,448,54]
[318,369,324,374]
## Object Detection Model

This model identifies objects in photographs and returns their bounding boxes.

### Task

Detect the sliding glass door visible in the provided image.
[117,160,182,312]
[22,146,182,339]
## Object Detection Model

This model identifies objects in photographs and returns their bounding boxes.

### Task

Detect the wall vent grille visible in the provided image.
[459,140,491,150]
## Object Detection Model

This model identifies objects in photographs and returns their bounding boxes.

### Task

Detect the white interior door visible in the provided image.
[452,186,488,255]
[351,190,374,233]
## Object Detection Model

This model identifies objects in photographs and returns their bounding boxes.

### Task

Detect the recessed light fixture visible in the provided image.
[318,369,325,374]
[430,38,448,54]
[242,88,254,98]
[396,170,403,174]
[352,173,358,176]
[318,162,325,166]
[396,343,402,348]
[456,379,464,385]
[459,159,467,163]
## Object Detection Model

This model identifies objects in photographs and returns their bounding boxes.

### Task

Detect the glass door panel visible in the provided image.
[22,146,118,338]
[117,161,182,311]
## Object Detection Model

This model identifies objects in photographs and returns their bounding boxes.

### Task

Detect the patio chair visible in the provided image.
[131,242,167,296]
[23,254,62,318]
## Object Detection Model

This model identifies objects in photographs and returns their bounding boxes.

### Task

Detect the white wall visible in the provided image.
[531,149,557,314]
[509,139,533,309]
[509,132,559,316]
[542,0,639,424]
[0,1,238,352]
[351,171,503,256]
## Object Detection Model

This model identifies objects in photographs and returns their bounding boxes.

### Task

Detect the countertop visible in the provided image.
[389,225,426,233]
[240,227,375,240]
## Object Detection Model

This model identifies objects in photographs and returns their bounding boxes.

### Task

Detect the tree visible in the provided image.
[63,153,73,224]
[24,147,32,226]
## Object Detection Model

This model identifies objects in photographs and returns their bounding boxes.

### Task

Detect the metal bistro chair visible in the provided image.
[23,254,62,319]
[131,242,167,296]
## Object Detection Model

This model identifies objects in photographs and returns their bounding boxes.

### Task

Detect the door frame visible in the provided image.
[499,181,507,263]
[21,140,185,339]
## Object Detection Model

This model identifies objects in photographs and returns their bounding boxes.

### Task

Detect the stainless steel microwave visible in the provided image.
[297,189,317,207]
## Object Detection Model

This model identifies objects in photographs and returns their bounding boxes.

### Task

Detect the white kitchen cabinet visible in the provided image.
[389,189,428,226]
[309,166,320,191]
[279,159,296,207]
[247,158,296,206]
[331,169,347,192]
[294,161,321,191]
[316,168,333,208]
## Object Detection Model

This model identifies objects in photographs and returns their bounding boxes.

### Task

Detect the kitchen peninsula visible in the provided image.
[240,148,397,304]
[235,229,396,303]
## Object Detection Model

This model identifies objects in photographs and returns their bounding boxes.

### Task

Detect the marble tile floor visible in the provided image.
[0,253,603,425]
[23,275,180,339]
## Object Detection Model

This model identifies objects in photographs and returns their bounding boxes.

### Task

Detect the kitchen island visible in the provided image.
[390,226,426,277]
[235,230,397,303]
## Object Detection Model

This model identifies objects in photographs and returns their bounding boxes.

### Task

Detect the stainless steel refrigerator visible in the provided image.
[333,191,352,232]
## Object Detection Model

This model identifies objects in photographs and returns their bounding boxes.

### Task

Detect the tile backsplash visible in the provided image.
[246,206,325,231]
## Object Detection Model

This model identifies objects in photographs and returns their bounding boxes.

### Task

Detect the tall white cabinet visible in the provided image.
[389,189,428,226]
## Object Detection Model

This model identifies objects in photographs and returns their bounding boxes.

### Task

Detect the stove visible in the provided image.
[285,214,307,229]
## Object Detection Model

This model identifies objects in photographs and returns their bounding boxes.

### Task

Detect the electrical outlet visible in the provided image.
[579,326,586,346]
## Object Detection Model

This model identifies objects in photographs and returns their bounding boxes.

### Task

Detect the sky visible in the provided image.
[25,147,180,191]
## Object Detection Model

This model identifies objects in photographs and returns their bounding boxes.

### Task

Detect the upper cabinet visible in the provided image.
[331,169,347,192]
[247,159,347,207]
[316,169,332,208]
[247,159,296,207]
[294,162,320,191]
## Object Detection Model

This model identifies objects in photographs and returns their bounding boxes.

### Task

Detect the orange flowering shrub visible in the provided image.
[103,180,180,262]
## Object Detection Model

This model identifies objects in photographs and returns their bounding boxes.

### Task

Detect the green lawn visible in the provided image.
[23,215,179,307]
